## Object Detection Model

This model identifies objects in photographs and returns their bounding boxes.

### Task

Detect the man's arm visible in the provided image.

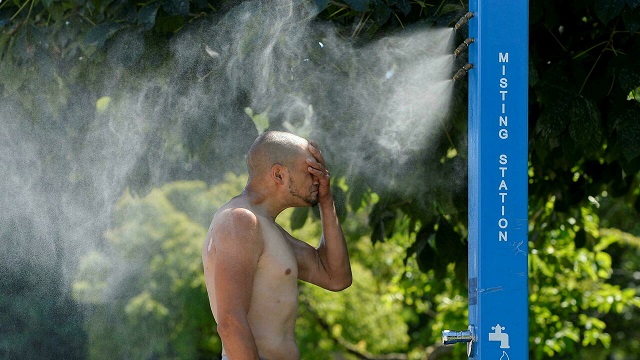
[293,142,352,291]
[208,208,263,358]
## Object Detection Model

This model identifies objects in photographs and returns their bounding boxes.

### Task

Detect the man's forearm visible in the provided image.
[317,196,352,287]
[218,316,260,359]
[222,335,261,359]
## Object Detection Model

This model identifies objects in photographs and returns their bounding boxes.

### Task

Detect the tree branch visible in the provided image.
[300,295,408,360]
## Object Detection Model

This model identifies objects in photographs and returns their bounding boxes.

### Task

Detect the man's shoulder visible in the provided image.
[215,205,259,229]
[211,205,264,253]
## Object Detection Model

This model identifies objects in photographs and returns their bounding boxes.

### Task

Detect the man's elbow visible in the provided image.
[328,272,352,292]
[216,313,248,340]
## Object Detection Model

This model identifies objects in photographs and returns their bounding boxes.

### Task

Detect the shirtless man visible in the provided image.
[202,131,352,359]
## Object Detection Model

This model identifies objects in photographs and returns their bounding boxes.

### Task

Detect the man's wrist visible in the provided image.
[317,193,335,208]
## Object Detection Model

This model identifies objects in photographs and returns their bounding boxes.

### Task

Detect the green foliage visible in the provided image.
[628,86,640,103]
[281,198,414,358]
[73,174,430,359]
[72,179,245,359]
[528,195,640,359]
[0,260,87,360]
[245,106,271,134]
[299,262,410,357]
[2,0,640,358]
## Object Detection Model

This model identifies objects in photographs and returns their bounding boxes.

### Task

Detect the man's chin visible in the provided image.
[303,195,318,207]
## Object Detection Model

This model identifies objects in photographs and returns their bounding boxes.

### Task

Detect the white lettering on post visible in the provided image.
[498,53,510,242]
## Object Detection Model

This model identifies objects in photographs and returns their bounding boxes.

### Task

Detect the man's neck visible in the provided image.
[241,187,283,220]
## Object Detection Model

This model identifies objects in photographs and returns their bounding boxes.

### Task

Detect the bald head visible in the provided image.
[246,131,309,179]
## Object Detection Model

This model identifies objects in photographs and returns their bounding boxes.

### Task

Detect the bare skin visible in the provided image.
[202,131,352,360]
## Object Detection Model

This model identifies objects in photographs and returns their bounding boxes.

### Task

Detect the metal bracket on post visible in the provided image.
[442,325,475,357]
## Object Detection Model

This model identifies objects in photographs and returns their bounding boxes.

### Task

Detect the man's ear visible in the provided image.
[272,164,286,185]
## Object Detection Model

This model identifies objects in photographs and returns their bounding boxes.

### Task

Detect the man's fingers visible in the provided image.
[308,165,329,176]
[307,158,329,176]
[308,142,325,165]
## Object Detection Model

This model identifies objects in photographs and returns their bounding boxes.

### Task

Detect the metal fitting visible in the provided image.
[452,63,474,81]
[453,37,475,57]
[442,326,475,357]
[454,11,474,30]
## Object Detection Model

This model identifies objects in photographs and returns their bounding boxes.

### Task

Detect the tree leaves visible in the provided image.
[84,22,126,48]
[393,0,412,16]
[313,0,330,11]
[370,205,395,244]
[344,0,371,12]
[613,104,640,162]
[622,5,640,31]
[537,99,570,141]
[371,0,391,25]
[409,217,466,280]
[535,92,603,158]
[618,66,640,93]
[290,207,309,230]
[138,3,161,31]
[568,96,602,153]
[163,0,190,16]
[594,0,626,24]
[245,107,270,134]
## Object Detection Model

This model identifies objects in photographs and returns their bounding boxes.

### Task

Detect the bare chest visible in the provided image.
[247,221,300,335]
[256,222,298,280]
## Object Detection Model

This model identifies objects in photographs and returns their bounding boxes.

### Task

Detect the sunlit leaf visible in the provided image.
[245,107,270,134]
[96,96,111,113]
[627,86,640,103]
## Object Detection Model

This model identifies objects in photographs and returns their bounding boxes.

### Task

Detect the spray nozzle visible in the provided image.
[454,12,474,31]
[454,38,475,57]
[452,63,474,81]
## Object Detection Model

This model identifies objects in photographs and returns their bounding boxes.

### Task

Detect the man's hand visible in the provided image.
[306,141,331,203]
[297,140,352,291]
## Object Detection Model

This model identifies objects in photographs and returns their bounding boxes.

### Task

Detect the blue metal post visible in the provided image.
[467,0,529,359]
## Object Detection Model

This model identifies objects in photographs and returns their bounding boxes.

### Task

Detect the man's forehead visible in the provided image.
[298,143,313,161]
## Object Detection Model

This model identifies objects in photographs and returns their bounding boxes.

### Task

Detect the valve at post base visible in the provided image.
[442,325,475,357]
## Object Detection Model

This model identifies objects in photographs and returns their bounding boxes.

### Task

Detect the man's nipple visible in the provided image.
[285,268,291,275]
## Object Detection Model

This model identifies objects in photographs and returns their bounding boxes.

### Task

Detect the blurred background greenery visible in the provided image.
[1,0,639,359]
